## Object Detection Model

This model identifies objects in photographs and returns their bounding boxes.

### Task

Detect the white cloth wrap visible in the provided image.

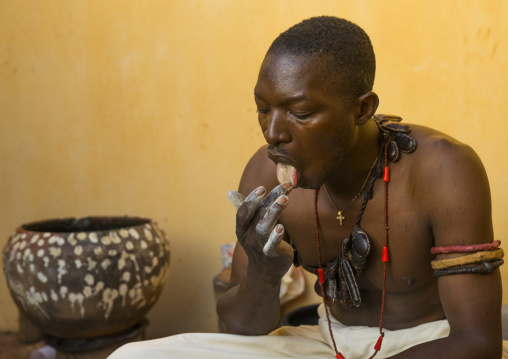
[315,304,450,358]
[109,304,454,359]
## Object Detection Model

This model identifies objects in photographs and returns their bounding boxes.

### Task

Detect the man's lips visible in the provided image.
[267,147,297,164]
[267,152,293,164]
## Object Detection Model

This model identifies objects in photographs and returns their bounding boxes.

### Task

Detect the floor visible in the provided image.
[0,331,45,359]
[0,329,143,359]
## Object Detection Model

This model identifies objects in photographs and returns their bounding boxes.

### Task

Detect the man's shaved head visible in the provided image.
[267,16,376,103]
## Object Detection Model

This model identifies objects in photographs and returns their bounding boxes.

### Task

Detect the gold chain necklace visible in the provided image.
[323,156,378,226]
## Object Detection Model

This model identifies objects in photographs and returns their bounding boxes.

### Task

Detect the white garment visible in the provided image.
[109,304,452,359]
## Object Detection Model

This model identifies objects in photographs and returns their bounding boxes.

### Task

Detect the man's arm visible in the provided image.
[216,146,294,335]
[391,137,502,358]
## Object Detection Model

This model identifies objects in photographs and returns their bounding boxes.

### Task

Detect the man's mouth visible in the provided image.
[276,163,298,187]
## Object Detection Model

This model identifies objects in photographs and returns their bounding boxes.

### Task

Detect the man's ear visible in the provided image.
[355,91,379,126]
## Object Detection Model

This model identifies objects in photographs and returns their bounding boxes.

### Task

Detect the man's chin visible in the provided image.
[292,177,322,190]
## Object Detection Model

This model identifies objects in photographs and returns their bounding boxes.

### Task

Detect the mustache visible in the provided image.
[267,144,290,156]
[267,144,299,164]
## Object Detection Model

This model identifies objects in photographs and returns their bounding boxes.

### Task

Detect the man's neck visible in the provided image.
[325,119,380,196]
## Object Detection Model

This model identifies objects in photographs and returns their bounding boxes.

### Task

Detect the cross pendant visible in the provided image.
[336,211,345,226]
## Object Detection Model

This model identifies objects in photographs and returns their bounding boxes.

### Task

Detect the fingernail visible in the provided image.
[275,224,283,234]
[282,182,292,189]
[255,186,265,196]
[277,195,288,205]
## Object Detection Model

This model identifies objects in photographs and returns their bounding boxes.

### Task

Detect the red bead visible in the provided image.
[383,167,390,182]
[318,268,325,284]
[374,335,384,351]
[336,353,345,359]
[382,246,389,262]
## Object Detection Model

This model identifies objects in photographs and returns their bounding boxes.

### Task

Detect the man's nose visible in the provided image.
[263,110,291,145]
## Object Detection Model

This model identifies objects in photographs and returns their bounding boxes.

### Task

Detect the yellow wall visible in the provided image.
[1,1,507,338]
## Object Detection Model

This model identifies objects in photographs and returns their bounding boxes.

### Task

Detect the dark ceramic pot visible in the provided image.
[2,216,170,339]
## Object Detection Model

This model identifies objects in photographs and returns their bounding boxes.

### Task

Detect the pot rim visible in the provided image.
[17,216,154,234]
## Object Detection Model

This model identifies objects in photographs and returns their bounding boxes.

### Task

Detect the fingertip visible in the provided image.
[228,190,245,210]
[255,186,266,196]
[277,195,289,205]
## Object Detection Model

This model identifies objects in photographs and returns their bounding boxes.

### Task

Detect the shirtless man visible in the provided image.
[109,16,503,359]
[217,16,503,358]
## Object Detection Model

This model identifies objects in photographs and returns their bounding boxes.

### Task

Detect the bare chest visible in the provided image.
[280,177,436,294]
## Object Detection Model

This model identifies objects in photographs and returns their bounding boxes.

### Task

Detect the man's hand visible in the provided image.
[228,182,294,280]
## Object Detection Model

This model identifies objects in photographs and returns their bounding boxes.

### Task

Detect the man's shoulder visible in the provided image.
[388,123,493,249]
[407,124,485,178]
[410,124,469,152]
[407,124,491,231]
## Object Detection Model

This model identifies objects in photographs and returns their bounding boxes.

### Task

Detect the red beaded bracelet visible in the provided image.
[431,240,501,255]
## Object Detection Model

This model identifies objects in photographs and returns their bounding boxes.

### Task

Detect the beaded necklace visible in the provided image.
[314,137,390,359]
[311,114,418,359]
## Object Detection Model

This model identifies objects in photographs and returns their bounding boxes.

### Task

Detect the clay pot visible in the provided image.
[2,216,170,339]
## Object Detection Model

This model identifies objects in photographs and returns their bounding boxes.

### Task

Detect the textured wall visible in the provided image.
[1,0,507,338]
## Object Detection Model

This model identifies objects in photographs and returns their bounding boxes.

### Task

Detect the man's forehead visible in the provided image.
[261,53,322,77]
[255,53,334,98]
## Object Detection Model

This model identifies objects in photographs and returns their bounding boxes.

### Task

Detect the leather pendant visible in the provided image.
[349,225,371,270]
[339,256,361,307]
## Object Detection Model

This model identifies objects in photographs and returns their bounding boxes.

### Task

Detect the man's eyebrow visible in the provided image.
[254,92,308,104]
[283,95,307,104]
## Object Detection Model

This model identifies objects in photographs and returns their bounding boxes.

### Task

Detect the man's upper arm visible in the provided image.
[422,137,502,348]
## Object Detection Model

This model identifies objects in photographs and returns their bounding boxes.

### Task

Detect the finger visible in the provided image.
[255,195,288,239]
[254,182,293,220]
[242,186,267,214]
[227,190,245,209]
[236,186,267,236]
[263,224,284,257]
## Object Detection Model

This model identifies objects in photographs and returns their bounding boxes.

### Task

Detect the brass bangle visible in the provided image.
[434,259,504,277]
[431,249,504,270]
